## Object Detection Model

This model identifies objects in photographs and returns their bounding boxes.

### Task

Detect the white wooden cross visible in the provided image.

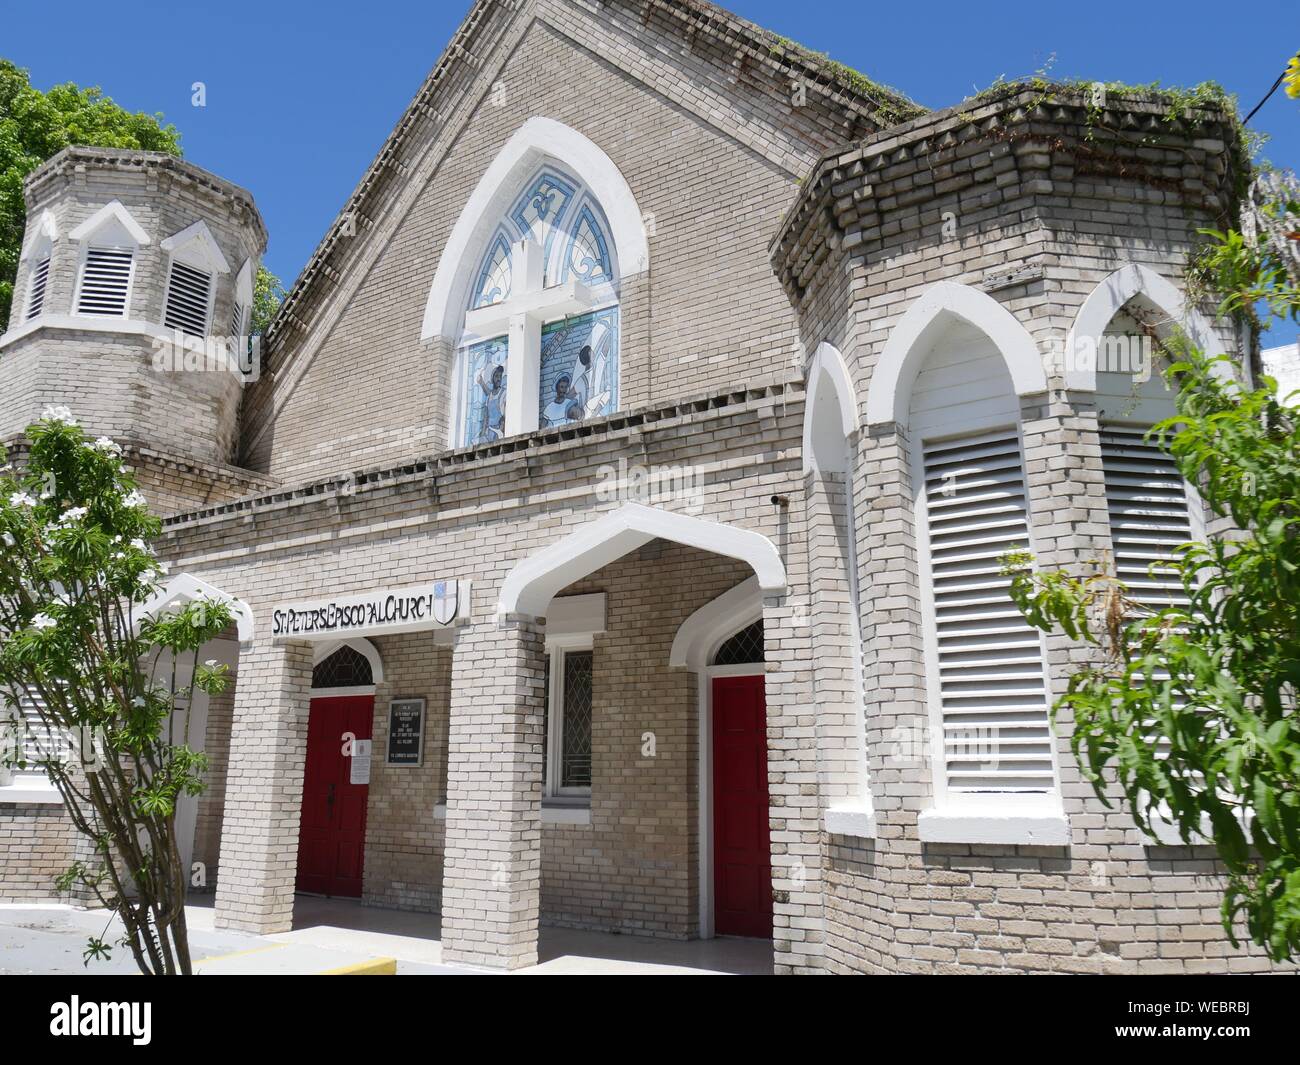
[464,237,594,435]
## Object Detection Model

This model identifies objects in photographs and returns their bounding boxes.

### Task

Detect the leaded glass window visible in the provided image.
[543,647,593,796]
[712,620,765,666]
[312,645,373,689]
[561,651,593,788]
[472,232,512,308]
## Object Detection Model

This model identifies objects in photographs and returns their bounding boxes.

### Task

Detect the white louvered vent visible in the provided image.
[229,298,247,343]
[164,260,213,337]
[76,245,133,316]
[4,692,53,766]
[922,429,1054,794]
[25,255,51,320]
[1100,425,1194,611]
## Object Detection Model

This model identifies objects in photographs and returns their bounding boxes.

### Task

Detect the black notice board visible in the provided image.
[386,698,425,766]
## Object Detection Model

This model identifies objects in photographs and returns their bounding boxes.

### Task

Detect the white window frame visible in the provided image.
[543,633,593,801]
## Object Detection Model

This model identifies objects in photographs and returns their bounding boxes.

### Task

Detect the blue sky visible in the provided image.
[7,0,1297,286]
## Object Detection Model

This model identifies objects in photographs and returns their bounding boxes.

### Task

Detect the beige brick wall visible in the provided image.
[0,804,77,903]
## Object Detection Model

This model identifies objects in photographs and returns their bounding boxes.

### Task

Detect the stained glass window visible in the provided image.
[472,232,512,308]
[454,163,621,447]
[538,307,619,429]
[561,203,612,284]
[460,337,508,446]
[510,170,574,274]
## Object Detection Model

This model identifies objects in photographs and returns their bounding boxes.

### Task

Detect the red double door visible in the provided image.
[712,674,773,938]
[296,695,373,898]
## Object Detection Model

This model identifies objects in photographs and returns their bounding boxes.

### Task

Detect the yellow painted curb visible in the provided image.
[319,956,397,976]
[195,943,290,965]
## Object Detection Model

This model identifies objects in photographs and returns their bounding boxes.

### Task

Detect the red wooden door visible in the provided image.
[712,674,772,938]
[296,695,373,898]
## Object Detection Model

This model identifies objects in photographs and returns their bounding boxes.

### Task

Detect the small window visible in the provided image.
[713,620,764,666]
[164,260,214,337]
[312,645,374,689]
[25,254,51,320]
[77,245,134,317]
[543,647,593,796]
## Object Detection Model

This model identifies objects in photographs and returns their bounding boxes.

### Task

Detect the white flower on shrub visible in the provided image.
[31,613,56,630]
[91,437,123,456]
[8,491,36,508]
[58,506,88,524]
[40,405,78,426]
[121,490,147,509]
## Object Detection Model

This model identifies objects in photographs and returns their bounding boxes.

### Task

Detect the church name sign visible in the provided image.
[271,580,469,641]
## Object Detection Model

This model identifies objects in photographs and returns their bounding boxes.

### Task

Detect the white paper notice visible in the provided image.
[350,739,373,785]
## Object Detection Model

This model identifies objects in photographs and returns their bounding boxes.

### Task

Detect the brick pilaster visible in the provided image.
[440,615,545,970]
[213,640,312,934]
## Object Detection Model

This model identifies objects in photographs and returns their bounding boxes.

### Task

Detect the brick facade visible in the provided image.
[2,1,1293,975]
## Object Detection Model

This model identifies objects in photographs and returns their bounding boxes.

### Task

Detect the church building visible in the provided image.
[0,0,1290,973]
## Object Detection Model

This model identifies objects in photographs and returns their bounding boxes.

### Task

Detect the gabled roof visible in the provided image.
[258,0,923,368]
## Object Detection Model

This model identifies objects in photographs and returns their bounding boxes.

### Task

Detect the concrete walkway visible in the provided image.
[0,897,774,975]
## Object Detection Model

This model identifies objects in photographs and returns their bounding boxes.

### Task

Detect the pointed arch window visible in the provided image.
[452,163,621,448]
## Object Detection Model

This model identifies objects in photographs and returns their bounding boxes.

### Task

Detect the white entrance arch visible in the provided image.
[420,117,650,342]
[498,502,786,617]
[865,281,1047,430]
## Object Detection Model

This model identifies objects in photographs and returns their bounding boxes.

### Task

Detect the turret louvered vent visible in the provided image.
[921,429,1054,793]
[76,246,133,317]
[164,260,213,337]
[26,255,51,320]
[1099,426,1194,611]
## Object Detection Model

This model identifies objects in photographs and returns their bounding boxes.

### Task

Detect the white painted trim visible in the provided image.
[20,210,58,259]
[160,219,231,274]
[0,315,247,375]
[547,593,606,639]
[670,577,762,670]
[918,806,1070,846]
[499,503,786,617]
[0,773,62,805]
[68,199,150,245]
[312,637,386,685]
[233,258,254,305]
[138,573,254,643]
[308,685,377,699]
[420,116,649,341]
[866,281,1047,429]
[824,804,876,838]
[803,340,859,474]
[1065,263,1219,390]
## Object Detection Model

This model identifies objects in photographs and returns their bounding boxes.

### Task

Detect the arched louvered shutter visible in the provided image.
[26,255,51,320]
[77,245,134,317]
[164,260,214,336]
[1099,425,1194,611]
[920,429,1055,794]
